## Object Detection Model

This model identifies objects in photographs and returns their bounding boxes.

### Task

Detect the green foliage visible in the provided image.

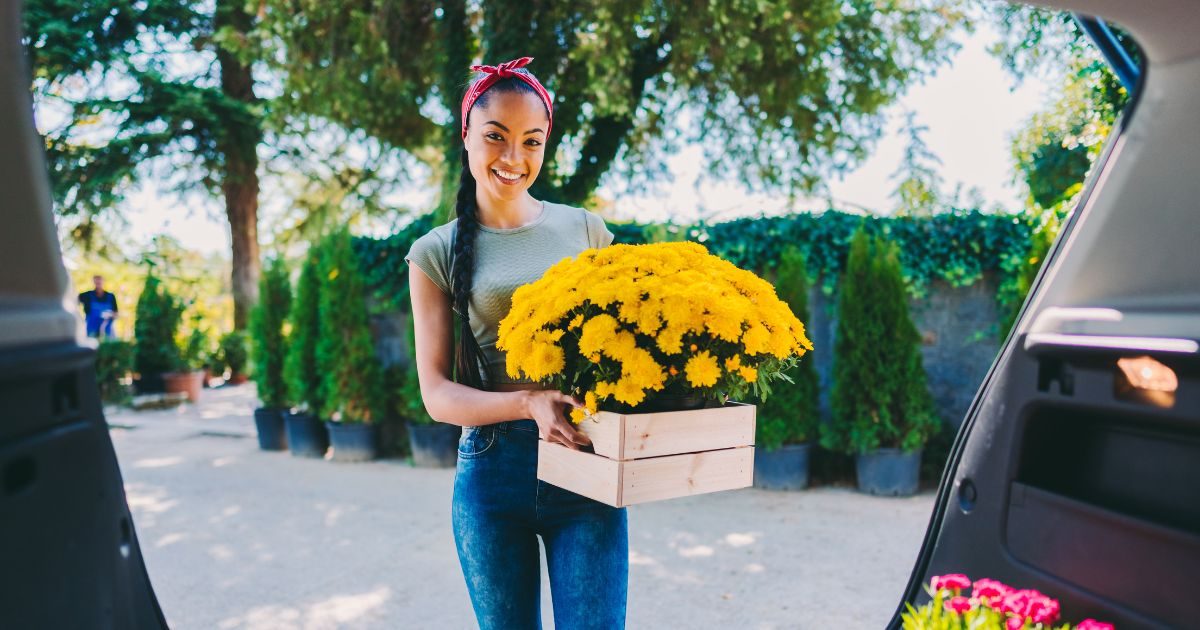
[261,0,965,208]
[284,243,324,414]
[24,0,262,251]
[755,247,821,451]
[95,339,135,403]
[823,227,938,454]
[249,258,293,408]
[134,272,184,376]
[891,112,944,216]
[317,229,385,423]
[219,331,249,377]
[357,209,1035,315]
[181,322,214,372]
[989,4,1132,210]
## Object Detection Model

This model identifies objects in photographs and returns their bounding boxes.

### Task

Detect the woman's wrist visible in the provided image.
[513,389,534,420]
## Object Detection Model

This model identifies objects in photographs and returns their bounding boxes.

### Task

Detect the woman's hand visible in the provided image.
[522,390,592,451]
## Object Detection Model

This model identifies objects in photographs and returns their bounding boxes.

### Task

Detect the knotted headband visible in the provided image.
[460,56,554,140]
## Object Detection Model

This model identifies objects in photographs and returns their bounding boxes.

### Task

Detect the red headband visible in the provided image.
[460,57,554,140]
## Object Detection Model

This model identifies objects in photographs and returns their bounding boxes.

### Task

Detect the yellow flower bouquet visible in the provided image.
[497,242,814,423]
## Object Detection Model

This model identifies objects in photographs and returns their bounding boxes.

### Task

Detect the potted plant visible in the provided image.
[283,241,329,458]
[166,321,210,402]
[753,247,821,491]
[219,330,249,385]
[497,241,815,506]
[248,257,292,451]
[317,229,383,462]
[904,573,1113,629]
[95,338,135,404]
[401,365,458,467]
[822,227,939,496]
[133,271,184,395]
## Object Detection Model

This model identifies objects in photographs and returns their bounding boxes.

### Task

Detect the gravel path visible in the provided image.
[108,385,934,629]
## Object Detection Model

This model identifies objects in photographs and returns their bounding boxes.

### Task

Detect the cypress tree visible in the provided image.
[284,243,324,415]
[134,272,184,377]
[250,258,293,409]
[756,246,821,451]
[823,226,938,453]
[316,229,384,423]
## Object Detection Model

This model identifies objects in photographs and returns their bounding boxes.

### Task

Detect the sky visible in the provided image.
[117,23,1052,255]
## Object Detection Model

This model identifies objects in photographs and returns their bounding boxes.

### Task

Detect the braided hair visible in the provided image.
[451,73,548,389]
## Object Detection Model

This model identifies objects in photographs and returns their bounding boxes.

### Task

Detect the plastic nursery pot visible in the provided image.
[407,423,460,468]
[284,411,329,458]
[753,443,811,491]
[253,407,288,451]
[855,448,922,496]
[326,421,378,462]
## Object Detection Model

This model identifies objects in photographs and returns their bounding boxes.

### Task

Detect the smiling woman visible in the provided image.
[402,58,627,629]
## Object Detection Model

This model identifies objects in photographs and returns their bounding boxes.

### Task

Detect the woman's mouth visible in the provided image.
[492,168,526,185]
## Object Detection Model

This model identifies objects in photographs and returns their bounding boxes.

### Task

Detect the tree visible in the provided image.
[756,246,821,451]
[24,0,265,328]
[249,257,292,408]
[987,4,1134,210]
[823,226,937,453]
[134,271,184,377]
[890,111,944,216]
[263,0,967,211]
[284,242,324,415]
[316,229,384,423]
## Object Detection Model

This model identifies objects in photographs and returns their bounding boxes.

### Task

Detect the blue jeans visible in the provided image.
[452,419,628,629]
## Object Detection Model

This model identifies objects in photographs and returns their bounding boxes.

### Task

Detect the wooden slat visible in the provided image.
[577,402,756,461]
[576,409,625,459]
[620,446,754,506]
[537,441,621,506]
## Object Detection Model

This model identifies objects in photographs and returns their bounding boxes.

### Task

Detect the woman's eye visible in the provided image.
[526,139,542,147]
[486,132,503,141]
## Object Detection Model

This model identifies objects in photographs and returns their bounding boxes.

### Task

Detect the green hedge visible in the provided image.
[353,209,1035,315]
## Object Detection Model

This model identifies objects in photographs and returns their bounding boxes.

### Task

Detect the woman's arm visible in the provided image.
[409,264,591,449]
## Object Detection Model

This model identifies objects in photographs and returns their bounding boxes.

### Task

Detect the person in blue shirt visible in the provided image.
[78,275,119,338]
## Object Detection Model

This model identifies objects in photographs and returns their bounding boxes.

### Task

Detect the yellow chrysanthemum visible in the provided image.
[684,351,721,388]
[496,241,814,406]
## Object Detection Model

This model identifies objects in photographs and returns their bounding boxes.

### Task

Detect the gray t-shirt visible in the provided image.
[404,201,615,386]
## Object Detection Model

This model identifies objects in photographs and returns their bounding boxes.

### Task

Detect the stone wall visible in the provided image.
[372,273,1004,429]
[807,272,1003,429]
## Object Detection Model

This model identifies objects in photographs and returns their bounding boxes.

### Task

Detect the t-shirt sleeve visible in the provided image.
[584,210,615,249]
[109,294,119,312]
[404,230,452,296]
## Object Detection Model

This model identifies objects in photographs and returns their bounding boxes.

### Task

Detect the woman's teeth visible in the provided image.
[493,169,524,183]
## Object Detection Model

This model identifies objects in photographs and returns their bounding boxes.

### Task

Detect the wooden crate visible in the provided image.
[536,403,755,507]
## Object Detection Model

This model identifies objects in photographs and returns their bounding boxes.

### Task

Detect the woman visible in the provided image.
[405,57,629,629]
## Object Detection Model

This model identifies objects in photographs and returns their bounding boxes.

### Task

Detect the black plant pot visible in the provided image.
[753,443,810,491]
[132,373,165,395]
[856,448,922,496]
[327,421,378,462]
[407,423,460,468]
[253,407,288,451]
[284,411,329,458]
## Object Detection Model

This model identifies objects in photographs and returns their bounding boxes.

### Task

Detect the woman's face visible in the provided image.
[464,90,549,204]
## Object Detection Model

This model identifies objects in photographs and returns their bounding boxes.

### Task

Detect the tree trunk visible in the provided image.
[216,0,261,329]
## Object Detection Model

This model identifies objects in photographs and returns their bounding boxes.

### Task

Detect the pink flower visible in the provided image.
[1006,617,1025,630]
[1076,620,1115,630]
[944,596,974,614]
[931,573,973,593]
[1002,589,1035,616]
[973,578,1013,606]
[1027,595,1060,624]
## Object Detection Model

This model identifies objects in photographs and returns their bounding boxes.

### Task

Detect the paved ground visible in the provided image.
[108,385,935,629]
